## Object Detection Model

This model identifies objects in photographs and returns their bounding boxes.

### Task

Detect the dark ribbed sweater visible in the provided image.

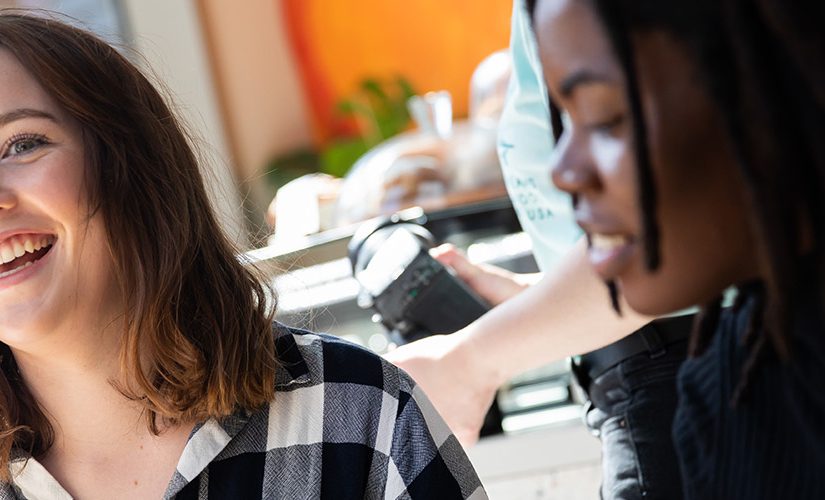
[673,281,825,499]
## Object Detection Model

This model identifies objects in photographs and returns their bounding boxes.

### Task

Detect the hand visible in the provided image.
[384,331,501,448]
[431,244,537,306]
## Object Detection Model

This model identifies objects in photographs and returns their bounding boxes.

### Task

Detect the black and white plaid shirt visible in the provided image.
[3,326,486,499]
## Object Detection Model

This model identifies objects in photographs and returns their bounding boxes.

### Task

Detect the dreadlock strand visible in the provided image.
[688,295,724,357]
[593,0,660,271]
[740,287,764,350]
[756,0,825,110]
[607,280,622,316]
[730,333,768,407]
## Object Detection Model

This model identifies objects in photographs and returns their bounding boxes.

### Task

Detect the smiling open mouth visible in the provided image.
[590,233,634,251]
[585,232,637,281]
[0,235,55,279]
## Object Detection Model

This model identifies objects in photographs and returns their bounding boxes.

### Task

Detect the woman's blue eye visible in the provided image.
[3,134,48,159]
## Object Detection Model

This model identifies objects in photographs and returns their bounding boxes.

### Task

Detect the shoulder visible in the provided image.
[268,324,442,449]
[673,290,825,497]
[271,323,408,397]
[262,324,486,498]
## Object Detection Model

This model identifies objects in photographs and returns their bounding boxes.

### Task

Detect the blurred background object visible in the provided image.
[212,0,512,244]
[266,173,342,237]
[279,0,511,143]
[333,79,509,227]
[268,1,513,241]
[7,0,127,43]
[263,76,418,194]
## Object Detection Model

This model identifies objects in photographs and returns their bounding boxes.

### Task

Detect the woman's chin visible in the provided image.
[620,281,692,317]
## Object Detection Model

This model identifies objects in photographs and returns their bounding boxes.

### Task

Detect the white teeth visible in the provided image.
[12,240,24,258]
[0,246,12,263]
[591,233,631,250]
[0,235,55,265]
[0,260,33,279]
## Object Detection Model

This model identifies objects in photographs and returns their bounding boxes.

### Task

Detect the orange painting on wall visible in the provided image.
[280,0,512,144]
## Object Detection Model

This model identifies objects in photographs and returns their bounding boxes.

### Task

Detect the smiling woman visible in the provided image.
[0,69,116,350]
[0,12,483,499]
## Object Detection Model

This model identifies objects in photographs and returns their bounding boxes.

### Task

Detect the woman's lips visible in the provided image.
[587,233,636,281]
[0,235,56,290]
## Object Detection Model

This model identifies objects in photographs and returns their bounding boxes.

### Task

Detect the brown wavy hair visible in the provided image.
[0,12,277,478]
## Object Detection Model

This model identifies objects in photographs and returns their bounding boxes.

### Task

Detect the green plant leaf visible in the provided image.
[319,138,371,177]
[264,76,419,183]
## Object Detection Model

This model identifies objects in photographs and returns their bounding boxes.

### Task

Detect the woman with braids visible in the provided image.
[0,12,484,499]
[530,0,825,497]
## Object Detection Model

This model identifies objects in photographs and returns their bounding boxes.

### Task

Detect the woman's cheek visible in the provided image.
[590,134,636,197]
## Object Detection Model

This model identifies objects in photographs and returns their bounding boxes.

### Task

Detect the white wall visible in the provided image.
[120,0,247,245]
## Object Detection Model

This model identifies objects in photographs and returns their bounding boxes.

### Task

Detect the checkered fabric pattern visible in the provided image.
[2,325,486,499]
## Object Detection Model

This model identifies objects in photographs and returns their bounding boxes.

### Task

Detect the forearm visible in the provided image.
[455,238,651,387]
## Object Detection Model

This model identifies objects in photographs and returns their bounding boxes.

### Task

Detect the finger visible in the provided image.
[431,245,476,276]
[441,254,481,283]
[429,243,459,261]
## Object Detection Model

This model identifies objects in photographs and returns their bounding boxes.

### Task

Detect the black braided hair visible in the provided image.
[528,0,825,403]
[594,0,825,403]
[689,295,724,358]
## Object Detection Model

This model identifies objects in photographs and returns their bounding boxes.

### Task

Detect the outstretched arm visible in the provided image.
[386,238,650,446]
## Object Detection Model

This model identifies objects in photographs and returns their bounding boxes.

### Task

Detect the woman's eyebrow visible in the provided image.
[0,108,58,127]
[559,69,614,98]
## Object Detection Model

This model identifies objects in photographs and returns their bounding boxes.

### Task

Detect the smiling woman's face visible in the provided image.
[534,0,758,315]
[0,48,119,348]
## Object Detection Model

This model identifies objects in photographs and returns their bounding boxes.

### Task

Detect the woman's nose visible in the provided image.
[0,186,17,211]
[550,132,600,199]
